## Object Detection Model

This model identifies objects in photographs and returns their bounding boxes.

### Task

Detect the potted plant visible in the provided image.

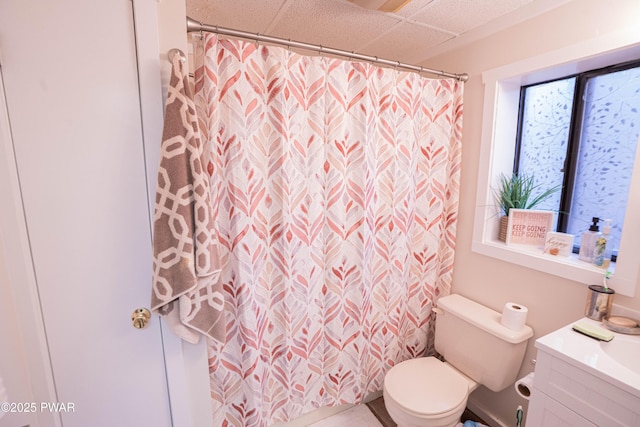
[495,172,560,241]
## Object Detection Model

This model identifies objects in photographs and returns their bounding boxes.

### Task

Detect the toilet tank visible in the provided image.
[434,294,533,392]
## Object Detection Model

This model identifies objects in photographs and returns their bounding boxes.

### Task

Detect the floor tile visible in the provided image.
[308,404,383,427]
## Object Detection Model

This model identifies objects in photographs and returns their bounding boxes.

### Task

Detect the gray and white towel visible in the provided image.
[150,52,225,344]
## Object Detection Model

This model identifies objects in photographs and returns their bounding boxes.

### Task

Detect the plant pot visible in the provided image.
[499,215,508,242]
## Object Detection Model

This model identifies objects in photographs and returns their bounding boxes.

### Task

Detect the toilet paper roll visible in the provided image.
[515,372,534,400]
[501,302,528,331]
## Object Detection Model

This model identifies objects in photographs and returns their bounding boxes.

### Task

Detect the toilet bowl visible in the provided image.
[383,357,476,427]
[382,294,533,427]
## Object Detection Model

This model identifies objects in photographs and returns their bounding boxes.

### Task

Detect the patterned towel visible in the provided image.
[150,52,225,344]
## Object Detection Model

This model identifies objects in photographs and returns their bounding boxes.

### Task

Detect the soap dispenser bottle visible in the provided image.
[579,217,601,263]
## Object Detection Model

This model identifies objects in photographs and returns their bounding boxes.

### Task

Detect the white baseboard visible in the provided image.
[467,397,509,427]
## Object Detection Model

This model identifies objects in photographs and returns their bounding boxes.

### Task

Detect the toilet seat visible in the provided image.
[383,357,469,418]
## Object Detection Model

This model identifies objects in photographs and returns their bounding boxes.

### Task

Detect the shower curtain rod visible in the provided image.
[185,16,469,82]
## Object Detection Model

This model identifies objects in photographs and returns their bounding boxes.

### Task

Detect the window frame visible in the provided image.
[473,34,640,297]
[514,60,640,256]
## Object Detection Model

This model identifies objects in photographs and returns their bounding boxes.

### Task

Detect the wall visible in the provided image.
[426,0,640,425]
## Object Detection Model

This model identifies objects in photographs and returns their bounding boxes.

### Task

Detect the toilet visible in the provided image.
[383,294,533,427]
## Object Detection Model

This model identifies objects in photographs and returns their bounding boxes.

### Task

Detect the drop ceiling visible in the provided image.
[186,0,569,67]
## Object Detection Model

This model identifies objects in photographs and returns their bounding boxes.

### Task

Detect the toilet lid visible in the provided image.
[384,357,469,416]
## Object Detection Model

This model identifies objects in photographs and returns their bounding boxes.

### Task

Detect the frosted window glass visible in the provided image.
[567,68,640,252]
[519,78,575,214]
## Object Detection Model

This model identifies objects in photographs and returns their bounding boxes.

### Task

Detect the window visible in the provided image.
[472,35,640,297]
[515,61,640,259]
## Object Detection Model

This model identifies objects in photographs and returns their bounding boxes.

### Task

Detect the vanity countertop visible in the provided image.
[535,317,640,398]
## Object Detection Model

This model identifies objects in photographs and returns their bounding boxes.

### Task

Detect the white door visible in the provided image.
[0,1,172,426]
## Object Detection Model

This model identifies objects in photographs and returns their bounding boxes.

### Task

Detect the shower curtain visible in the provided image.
[193,34,463,426]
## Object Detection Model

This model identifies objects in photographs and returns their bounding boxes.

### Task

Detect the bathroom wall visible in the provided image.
[427,0,640,425]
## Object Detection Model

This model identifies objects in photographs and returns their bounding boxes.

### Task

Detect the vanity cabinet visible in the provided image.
[528,390,596,427]
[527,323,640,427]
[528,352,603,426]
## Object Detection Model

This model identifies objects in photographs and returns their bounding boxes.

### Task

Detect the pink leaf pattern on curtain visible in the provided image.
[193,34,463,427]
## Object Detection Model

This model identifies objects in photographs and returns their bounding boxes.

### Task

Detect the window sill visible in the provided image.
[472,237,617,290]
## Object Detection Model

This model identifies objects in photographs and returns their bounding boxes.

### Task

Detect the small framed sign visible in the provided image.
[506,209,555,246]
[543,231,575,256]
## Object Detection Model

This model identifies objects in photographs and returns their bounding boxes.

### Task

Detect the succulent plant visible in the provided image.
[495,172,560,216]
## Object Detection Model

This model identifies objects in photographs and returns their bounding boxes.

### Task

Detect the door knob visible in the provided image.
[132,308,151,329]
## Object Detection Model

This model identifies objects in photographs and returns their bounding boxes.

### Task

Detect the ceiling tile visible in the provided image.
[393,0,438,19]
[268,0,402,52]
[408,0,535,34]
[357,20,451,63]
[186,0,288,33]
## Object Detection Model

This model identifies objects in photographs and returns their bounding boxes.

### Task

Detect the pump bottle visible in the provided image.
[578,217,601,263]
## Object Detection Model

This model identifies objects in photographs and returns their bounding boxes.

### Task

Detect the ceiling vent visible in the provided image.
[347,0,412,13]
